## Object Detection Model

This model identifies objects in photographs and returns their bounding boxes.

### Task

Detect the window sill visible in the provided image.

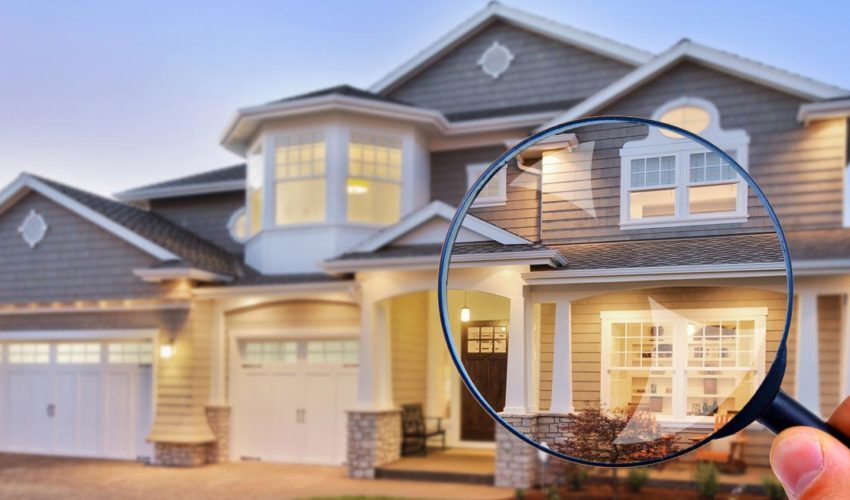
[471,200,507,209]
[619,215,748,231]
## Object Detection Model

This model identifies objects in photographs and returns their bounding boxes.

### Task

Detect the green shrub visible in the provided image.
[695,462,719,499]
[545,483,560,500]
[761,475,787,500]
[626,467,650,493]
[514,488,525,500]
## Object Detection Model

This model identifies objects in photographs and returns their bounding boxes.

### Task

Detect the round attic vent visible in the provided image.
[478,41,514,79]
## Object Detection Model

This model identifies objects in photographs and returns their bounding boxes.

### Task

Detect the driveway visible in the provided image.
[0,454,512,500]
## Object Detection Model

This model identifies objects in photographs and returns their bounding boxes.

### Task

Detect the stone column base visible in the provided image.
[495,413,540,488]
[205,406,231,464]
[347,409,402,479]
[154,443,210,467]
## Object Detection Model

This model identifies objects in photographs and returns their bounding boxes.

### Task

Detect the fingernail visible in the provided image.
[772,436,824,497]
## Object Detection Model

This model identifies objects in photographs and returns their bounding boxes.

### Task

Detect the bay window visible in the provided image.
[275,133,326,225]
[602,309,765,421]
[247,144,264,236]
[347,133,401,225]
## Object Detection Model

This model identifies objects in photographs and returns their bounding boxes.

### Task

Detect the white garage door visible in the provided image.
[231,338,358,465]
[0,340,154,460]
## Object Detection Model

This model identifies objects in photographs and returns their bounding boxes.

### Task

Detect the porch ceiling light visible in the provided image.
[461,290,471,322]
[159,341,175,359]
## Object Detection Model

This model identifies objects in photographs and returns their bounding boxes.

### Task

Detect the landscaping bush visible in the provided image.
[544,484,560,500]
[625,467,650,493]
[514,488,525,500]
[564,465,589,491]
[761,474,787,500]
[695,462,719,499]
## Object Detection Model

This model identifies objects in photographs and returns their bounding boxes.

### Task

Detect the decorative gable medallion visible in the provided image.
[478,41,514,79]
[18,210,48,248]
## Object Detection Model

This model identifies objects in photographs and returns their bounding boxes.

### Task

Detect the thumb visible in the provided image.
[770,426,850,499]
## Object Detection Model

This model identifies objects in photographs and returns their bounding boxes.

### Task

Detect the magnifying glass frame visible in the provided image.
[437,116,794,468]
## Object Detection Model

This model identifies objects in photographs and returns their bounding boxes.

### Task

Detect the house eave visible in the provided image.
[523,261,786,285]
[115,180,245,202]
[191,279,357,298]
[797,99,850,124]
[323,249,566,274]
[133,267,233,283]
[792,259,850,276]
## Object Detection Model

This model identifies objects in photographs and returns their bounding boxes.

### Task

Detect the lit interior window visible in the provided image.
[56,343,101,364]
[630,188,676,219]
[275,133,326,225]
[247,145,264,235]
[8,343,50,364]
[347,134,401,225]
[659,105,711,138]
[108,342,153,364]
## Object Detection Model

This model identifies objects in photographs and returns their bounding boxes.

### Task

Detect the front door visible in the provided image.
[460,321,508,441]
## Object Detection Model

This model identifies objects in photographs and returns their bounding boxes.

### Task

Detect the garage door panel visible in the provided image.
[104,371,132,458]
[6,371,51,452]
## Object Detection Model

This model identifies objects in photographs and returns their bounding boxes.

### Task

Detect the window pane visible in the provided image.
[247,146,264,235]
[631,156,674,187]
[276,179,326,224]
[347,179,401,225]
[630,188,675,219]
[689,183,738,214]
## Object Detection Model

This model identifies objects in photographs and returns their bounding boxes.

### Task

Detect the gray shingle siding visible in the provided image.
[386,20,633,118]
[431,145,507,206]
[150,192,245,254]
[0,192,167,303]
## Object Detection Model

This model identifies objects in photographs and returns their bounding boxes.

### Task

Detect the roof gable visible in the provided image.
[540,40,849,130]
[370,2,651,95]
[351,200,530,253]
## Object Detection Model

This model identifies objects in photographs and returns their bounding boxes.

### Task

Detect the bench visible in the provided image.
[401,403,446,456]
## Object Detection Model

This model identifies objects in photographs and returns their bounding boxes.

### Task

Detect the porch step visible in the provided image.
[375,466,494,485]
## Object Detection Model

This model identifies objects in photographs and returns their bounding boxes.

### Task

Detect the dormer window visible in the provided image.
[275,133,326,225]
[620,97,750,229]
[347,133,402,225]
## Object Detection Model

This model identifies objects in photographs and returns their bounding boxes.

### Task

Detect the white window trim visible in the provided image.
[600,307,767,423]
[466,163,507,208]
[619,97,751,230]
[227,207,248,243]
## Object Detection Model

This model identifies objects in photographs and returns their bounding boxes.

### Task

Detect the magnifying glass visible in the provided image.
[438,117,850,467]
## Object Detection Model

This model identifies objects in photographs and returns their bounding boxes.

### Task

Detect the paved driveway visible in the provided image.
[0,454,512,500]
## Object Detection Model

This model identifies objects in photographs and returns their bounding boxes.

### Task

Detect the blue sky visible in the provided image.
[1,0,848,196]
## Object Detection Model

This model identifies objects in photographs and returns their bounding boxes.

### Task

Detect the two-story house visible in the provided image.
[0,2,847,488]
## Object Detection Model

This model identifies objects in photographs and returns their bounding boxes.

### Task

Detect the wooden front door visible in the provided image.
[460,321,508,441]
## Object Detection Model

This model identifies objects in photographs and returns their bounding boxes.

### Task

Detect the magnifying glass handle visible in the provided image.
[758,389,850,448]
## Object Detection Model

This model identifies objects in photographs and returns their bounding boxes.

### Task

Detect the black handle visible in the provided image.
[758,389,850,448]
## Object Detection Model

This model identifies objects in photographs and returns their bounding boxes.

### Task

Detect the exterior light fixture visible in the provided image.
[461,290,471,322]
[160,341,175,359]
[687,323,696,337]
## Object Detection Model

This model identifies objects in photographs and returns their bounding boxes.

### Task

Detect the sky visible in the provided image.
[0,0,848,197]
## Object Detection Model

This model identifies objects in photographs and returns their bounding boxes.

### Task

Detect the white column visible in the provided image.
[504,291,535,414]
[356,299,394,410]
[796,291,820,414]
[208,301,227,406]
[549,300,574,414]
[841,294,850,399]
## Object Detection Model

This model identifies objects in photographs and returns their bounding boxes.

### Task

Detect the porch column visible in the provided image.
[841,294,850,399]
[504,289,535,414]
[796,291,820,414]
[356,300,394,410]
[549,300,574,414]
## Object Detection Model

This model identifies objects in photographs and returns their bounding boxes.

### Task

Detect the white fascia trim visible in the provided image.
[0,174,179,261]
[191,279,357,298]
[793,259,850,275]
[522,261,786,285]
[539,40,850,131]
[0,329,157,341]
[350,200,530,253]
[798,99,850,124]
[115,180,245,202]
[448,111,561,135]
[369,2,651,94]
[133,267,233,283]
[220,94,448,155]
[323,249,566,274]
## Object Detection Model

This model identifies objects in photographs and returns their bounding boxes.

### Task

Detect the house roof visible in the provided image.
[551,232,784,270]
[115,164,246,202]
[5,174,241,278]
[540,39,850,130]
[268,85,411,106]
[369,1,652,94]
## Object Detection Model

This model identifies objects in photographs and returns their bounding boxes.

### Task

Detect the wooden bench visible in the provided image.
[401,403,446,456]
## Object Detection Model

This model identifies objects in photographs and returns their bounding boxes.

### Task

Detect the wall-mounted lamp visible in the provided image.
[687,323,696,337]
[160,340,175,359]
[461,290,471,322]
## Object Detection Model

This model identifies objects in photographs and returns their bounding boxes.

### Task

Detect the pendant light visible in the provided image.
[461,290,471,322]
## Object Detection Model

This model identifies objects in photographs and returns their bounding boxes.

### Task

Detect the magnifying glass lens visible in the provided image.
[441,119,789,465]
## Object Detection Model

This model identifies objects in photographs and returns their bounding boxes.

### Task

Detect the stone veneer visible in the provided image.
[154,443,210,467]
[347,409,402,479]
[205,406,231,464]
[495,414,540,488]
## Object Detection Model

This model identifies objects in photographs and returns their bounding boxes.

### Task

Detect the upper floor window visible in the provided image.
[275,133,326,225]
[620,97,750,229]
[466,163,507,208]
[347,133,401,225]
[247,144,264,236]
